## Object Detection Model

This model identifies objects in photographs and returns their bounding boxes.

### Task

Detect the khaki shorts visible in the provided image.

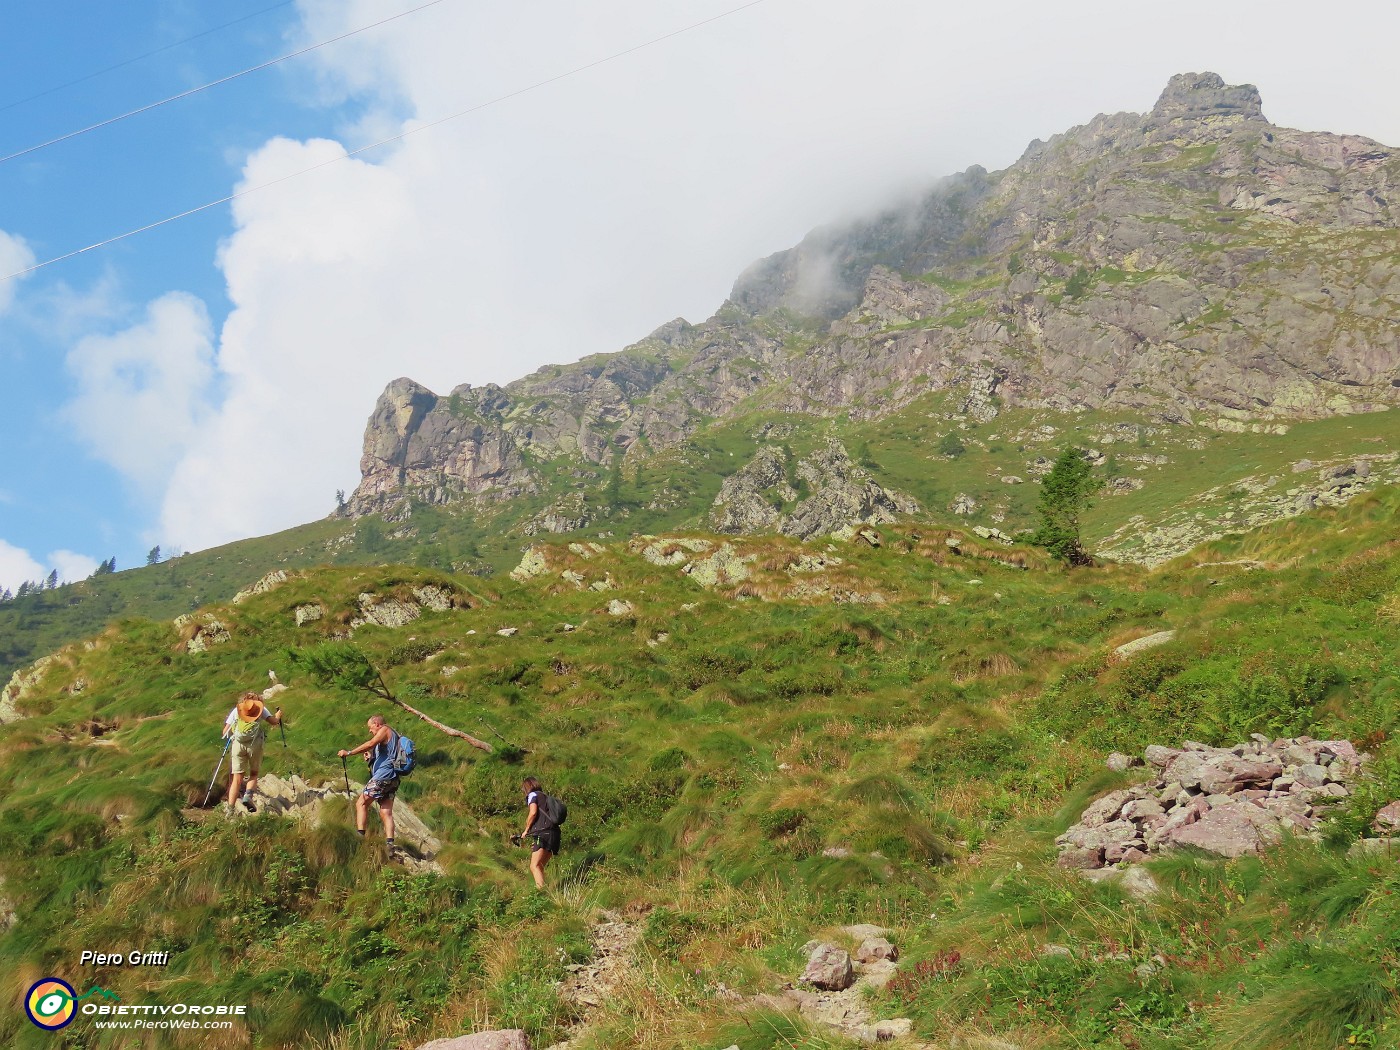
[231,739,263,776]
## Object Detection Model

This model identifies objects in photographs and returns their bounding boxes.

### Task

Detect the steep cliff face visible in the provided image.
[349,73,1400,519]
[350,379,533,517]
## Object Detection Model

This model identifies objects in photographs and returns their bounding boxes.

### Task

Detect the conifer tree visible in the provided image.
[1033,446,1100,565]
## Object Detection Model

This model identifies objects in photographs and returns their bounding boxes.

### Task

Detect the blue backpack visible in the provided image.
[391,732,416,775]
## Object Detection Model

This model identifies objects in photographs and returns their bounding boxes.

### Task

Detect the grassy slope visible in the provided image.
[2,488,1399,1049]
[5,403,1394,685]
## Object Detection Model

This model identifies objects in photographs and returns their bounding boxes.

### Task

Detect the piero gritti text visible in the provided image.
[80,949,171,967]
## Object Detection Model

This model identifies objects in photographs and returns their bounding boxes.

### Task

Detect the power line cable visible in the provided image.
[0,1,299,115]
[1,0,771,284]
[0,0,449,166]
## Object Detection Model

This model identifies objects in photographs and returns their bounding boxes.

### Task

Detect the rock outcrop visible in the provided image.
[176,614,231,654]
[1059,736,1363,869]
[801,944,855,991]
[232,774,442,869]
[1099,454,1400,566]
[231,569,288,604]
[2,651,66,722]
[709,440,918,539]
[1112,630,1177,660]
[339,585,467,635]
[346,73,1400,528]
[348,378,537,517]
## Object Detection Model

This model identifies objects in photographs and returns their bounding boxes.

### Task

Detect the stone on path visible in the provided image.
[416,1032,531,1050]
[855,937,898,963]
[841,923,890,940]
[801,944,854,991]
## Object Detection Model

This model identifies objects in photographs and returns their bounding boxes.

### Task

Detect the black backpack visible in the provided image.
[539,793,568,828]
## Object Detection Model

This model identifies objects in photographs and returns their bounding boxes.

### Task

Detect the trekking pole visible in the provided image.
[341,755,351,794]
[202,736,232,807]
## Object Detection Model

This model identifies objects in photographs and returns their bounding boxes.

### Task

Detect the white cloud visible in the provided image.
[0,539,45,592]
[0,229,35,315]
[146,0,1400,552]
[62,292,217,495]
[49,550,101,583]
[0,541,98,591]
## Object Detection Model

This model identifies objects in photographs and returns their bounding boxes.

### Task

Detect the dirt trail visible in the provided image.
[543,913,640,1050]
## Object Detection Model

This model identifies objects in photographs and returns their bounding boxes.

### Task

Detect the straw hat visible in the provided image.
[237,694,265,721]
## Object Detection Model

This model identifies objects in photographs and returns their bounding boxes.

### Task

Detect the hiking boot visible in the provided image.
[241,795,256,813]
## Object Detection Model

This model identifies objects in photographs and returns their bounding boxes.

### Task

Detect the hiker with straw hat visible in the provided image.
[221,692,282,813]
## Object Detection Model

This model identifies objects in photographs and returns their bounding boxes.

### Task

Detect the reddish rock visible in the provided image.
[1057,846,1104,869]
[1322,740,1363,767]
[1144,745,1181,768]
[801,944,855,991]
[1374,801,1400,831]
[1105,838,1147,863]
[1080,790,1133,827]
[1167,799,1282,858]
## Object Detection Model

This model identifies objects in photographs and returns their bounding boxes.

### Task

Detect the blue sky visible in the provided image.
[1,0,333,581]
[1,0,1397,592]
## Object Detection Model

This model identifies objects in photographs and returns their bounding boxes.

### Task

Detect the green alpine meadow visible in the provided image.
[3,72,1400,1049]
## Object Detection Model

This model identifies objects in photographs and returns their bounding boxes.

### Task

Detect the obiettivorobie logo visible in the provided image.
[24,976,246,1032]
[24,979,119,1030]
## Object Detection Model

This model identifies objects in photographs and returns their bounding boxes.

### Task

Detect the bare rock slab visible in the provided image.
[1112,630,1177,660]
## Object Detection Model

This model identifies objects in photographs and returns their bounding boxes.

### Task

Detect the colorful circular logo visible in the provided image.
[26,978,77,1030]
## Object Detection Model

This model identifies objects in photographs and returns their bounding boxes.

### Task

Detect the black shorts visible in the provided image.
[531,827,561,855]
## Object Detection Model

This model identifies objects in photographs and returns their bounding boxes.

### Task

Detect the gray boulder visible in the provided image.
[801,944,855,991]
[840,923,890,940]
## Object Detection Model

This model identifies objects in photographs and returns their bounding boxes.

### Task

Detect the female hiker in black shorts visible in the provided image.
[517,775,561,889]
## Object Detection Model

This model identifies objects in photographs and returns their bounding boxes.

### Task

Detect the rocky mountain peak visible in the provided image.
[346,72,1399,530]
[1149,71,1265,125]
